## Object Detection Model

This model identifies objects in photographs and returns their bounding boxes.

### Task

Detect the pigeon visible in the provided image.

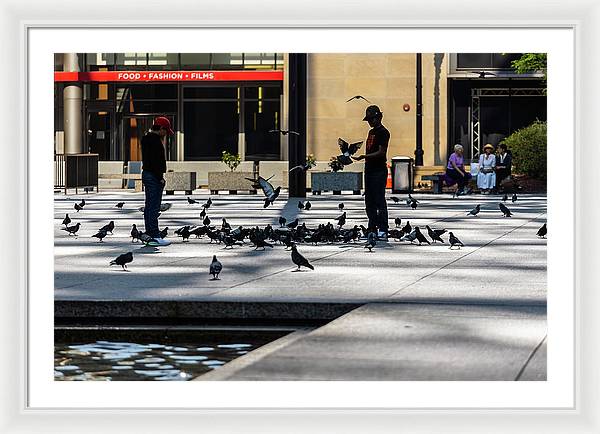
[406,194,419,205]
[79,199,86,208]
[335,212,346,227]
[286,218,299,230]
[336,138,363,166]
[190,226,208,238]
[221,218,231,231]
[187,197,198,204]
[346,95,371,103]
[177,226,191,242]
[62,214,71,226]
[253,238,274,250]
[448,232,464,249]
[159,227,169,239]
[338,203,344,210]
[130,224,140,242]
[92,229,108,242]
[160,203,172,212]
[269,129,300,136]
[200,208,207,218]
[209,255,222,280]
[115,202,125,209]
[537,223,547,238]
[74,203,83,212]
[110,252,133,270]
[472,71,496,78]
[410,199,418,210]
[390,196,400,203]
[426,225,446,243]
[502,193,508,202]
[291,244,314,270]
[467,204,481,217]
[99,221,115,234]
[278,216,287,227]
[246,176,281,208]
[414,227,431,245]
[499,203,513,217]
[394,217,402,227]
[62,222,80,236]
[364,232,377,252]
[223,235,241,249]
[203,215,211,226]
[512,193,518,203]
[401,221,412,236]
[401,228,418,243]
[298,201,305,210]
[289,162,314,173]
[304,201,311,211]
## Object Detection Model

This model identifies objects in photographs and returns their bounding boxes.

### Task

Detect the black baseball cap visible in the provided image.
[363,105,383,121]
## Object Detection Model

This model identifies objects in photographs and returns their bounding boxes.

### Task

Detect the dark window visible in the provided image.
[184,86,238,99]
[180,53,211,70]
[457,53,523,70]
[244,85,282,99]
[118,84,177,99]
[244,99,281,160]
[184,100,239,160]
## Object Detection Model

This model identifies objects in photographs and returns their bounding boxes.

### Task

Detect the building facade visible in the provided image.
[54,52,546,185]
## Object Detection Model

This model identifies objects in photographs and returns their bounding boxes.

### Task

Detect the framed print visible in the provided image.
[1,0,598,432]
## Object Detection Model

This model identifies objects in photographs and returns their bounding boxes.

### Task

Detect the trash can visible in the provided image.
[391,156,414,193]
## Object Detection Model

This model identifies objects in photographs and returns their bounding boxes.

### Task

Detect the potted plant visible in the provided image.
[207,151,255,194]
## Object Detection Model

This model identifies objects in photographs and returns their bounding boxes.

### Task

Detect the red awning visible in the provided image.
[54,70,284,82]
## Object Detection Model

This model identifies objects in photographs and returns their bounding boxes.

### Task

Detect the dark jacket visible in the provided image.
[496,151,512,174]
[141,131,166,179]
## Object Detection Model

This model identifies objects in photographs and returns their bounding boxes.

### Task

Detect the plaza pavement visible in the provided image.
[54,189,547,380]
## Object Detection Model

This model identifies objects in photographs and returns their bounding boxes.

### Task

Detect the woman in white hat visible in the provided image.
[477,144,496,194]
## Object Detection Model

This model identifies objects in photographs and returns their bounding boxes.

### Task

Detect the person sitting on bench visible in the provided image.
[444,144,472,195]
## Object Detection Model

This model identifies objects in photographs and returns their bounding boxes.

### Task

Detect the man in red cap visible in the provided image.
[141,116,174,247]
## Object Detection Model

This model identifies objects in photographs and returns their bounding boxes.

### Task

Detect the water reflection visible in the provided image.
[55,340,259,381]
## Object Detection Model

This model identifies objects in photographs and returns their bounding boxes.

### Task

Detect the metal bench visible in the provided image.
[421,173,446,194]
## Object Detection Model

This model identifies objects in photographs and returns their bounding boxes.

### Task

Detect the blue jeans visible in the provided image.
[142,171,164,238]
[364,168,389,232]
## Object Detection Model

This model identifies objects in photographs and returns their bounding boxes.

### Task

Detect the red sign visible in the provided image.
[54,70,284,82]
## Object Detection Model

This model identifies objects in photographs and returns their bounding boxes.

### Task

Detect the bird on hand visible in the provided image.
[291,244,314,271]
[449,232,464,250]
[337,138,363,166]
[345,95,371,103]
[110,252,133,271]
[209,255,222,280]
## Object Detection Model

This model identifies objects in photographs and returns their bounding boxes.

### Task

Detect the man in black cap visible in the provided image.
[353,105,390,239]
[141,116,174,247]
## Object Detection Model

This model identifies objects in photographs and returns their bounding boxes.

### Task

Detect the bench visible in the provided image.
[98,173,143,192]
[421,173,446,194]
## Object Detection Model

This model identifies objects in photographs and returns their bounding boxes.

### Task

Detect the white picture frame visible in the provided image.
[1,0,596,432]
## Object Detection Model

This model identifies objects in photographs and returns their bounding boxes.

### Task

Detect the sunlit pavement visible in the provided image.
[55,189,547,380]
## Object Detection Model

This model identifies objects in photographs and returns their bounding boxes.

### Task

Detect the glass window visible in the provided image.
[244,85,282,99]
[115,53,148,70]
[491,53,522,69]
[84,83,112,101]
[54,53,63,71]
[244,53,277,69]
[184,99,239,160]
[184,86,238,99]
[211,53,244,69]
[244,99,281,160]
[85,53,116,69]
[180,53,211,70]
[86,111,111,160]
[456,53,523,70]
[117,84,177,100]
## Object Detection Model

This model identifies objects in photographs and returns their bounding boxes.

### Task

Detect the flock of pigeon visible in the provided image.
[58,191,547,280]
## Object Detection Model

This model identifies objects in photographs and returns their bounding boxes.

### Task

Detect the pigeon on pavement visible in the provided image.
[115,202,125,209]
[390,196,400,203]
[291,244,314,270]
[364,232,377,252]
[99,221,115,234]
[304,201,311,211]
[110,252,133,270]
[92,229,108,242]
[209,255,222,280]
[62,213,71,226]
[426,225,446,243]
[62,222,81,236]
[74,203,83,212]
[502,194,508,202]
[130,224,140,242]
[512,193,518,203]
[449,232,464,249]
[394,217,402,227]
[499,203,513,217]
[159,227,169,239]
[338,203,344,210]
[187,197,198,204]
[414,227,431,245]
[298,201,305,210]
[278,216,287,227]
[467,204,481,217]
[537,223,547,238]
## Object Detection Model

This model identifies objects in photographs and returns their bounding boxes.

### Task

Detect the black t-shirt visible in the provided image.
[364,124,390,172]
[141,131,166,178]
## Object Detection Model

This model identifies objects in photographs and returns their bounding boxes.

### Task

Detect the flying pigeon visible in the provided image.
[115,202,125,209]
[62,213,71,226]
[110,252,133,270]
[449,232,464,249]
[336,138,363,165]
[74,203,83,212]
[269,129,300,136]
[291,244,314,270]
[209,255,222,280]
[467,204,481,217]
[346,95,371,103]
[62,222,80,236]
[537,223,547,238]
[499,203,513,217]
[246,176,281,208]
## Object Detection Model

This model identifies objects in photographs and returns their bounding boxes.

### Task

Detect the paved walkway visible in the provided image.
[54,190,547,380]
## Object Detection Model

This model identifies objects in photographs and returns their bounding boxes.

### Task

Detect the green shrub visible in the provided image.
[502,120,547,180]
[221,151,241,172]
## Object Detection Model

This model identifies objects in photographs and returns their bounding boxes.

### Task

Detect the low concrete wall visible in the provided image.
[98,161,125,189]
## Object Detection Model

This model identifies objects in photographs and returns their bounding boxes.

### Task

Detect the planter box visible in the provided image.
[311,171,363,195]
[164,171,197,195]
[208,171,256,194]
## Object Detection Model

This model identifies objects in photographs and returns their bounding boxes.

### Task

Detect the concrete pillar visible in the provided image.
[63,53,83,154]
